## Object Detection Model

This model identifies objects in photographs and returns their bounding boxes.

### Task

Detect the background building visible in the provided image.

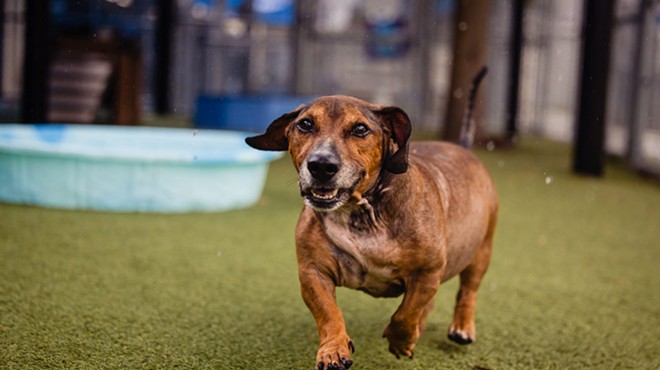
[1,0,658,174]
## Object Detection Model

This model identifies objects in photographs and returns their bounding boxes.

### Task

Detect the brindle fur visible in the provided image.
[246,94,498,370]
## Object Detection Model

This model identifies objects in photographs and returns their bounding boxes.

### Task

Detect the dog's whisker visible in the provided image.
[285,177,300,188]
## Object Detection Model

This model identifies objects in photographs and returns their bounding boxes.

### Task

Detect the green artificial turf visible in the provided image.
[1,139,659,369]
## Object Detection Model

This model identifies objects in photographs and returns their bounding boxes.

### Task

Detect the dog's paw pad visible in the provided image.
[447,330,474,345]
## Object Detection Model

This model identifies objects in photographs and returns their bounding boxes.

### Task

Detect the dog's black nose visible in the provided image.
[307,156,339,182]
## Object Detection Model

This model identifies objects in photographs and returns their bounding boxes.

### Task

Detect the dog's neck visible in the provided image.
[316,169,406,235]
[316,202,385,236]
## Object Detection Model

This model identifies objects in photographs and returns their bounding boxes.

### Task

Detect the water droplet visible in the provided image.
[545,176,553,185]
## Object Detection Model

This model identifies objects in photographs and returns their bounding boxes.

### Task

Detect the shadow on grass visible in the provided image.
[436,339,470,355]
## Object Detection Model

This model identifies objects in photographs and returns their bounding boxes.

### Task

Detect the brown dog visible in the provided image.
[246,70,497,369]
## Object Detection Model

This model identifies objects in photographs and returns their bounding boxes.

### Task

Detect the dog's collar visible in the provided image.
[354,135,394,202]
[352,165,393,227]
[344,135,397,226]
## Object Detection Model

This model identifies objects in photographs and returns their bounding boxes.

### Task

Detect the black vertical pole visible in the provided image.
[154,0,174,114]
[506,0,524,142]
[572,0,615,176]
[0,0,5,98]
[20,0,51,123]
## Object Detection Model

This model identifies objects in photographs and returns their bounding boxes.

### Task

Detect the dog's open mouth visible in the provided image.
[301,173,363,211]
[303,187,349,210]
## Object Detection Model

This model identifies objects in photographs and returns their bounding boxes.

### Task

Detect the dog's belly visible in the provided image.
[358,279,404,298]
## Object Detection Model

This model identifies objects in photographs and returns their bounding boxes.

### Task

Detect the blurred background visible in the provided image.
[0,0,659,176]
[1,3,659,368]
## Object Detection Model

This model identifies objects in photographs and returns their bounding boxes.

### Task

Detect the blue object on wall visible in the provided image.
[51,0,153,39]
[225,0,295,26]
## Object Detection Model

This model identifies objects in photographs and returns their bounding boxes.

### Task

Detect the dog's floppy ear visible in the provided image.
[373,106,412,174]
[245,105,304,151]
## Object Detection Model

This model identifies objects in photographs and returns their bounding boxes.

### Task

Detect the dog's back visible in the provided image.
[410,141,498,280]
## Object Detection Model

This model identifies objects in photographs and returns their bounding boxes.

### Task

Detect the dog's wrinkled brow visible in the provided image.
[304,97,378,125]
[330,98,340,118]
[358,106,377,123]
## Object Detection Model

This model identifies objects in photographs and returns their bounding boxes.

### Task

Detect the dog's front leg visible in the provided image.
[383,271,442,359]
[299,267,354,370]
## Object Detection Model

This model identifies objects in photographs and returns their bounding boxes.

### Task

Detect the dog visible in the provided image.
[246,68,497,370]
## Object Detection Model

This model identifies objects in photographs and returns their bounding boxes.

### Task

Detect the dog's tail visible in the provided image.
[459,66,488,149]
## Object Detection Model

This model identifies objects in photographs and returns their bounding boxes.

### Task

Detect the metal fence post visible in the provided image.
[572,0,615,176]
[20,0,51,123]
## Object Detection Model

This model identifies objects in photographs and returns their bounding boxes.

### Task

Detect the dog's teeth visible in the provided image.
[312,189,339,200]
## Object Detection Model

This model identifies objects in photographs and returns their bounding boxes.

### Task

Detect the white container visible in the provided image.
[0,124,281,213]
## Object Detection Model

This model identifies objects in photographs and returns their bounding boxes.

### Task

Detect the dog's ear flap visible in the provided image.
[373,106,412,174]
[245,105,304,151]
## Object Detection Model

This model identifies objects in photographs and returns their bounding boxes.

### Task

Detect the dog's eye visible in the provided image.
[351,123,370,138]
[296,119,314,133]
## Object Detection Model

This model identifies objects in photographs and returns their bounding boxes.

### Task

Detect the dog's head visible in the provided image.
[246,95,411,211]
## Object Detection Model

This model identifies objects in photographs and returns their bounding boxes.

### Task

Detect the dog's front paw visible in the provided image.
[315,337,355,370]
[382,321,419,359]
[447,322,475,345]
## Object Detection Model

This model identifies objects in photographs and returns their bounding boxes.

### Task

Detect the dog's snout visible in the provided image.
[307,156,340,182]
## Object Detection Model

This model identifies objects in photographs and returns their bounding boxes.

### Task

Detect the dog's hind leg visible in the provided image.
[448,213,496,345]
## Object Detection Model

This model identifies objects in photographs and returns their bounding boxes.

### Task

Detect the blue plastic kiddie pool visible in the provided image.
[0,124,281,213]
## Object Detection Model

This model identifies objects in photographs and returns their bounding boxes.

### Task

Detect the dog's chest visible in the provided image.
[321,211,404,297]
